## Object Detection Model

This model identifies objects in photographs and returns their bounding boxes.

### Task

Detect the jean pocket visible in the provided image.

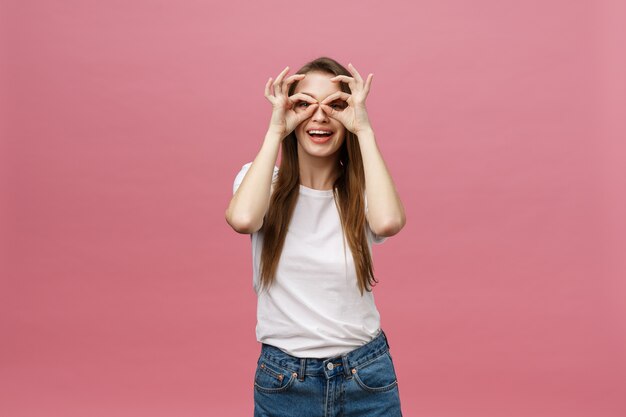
[352,351,398,393]
[254,358,297,394]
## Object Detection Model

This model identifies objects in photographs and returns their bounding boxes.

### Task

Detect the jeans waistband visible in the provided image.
[258,329,390,381]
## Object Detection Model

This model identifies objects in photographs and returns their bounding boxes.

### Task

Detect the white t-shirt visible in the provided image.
[232,162,387,358]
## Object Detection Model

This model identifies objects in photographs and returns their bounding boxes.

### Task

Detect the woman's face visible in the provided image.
[293,71,348,160]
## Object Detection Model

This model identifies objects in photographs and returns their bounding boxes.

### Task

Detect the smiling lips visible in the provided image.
[307,129,333,144]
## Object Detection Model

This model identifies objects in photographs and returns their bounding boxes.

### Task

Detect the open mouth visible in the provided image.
[307,129,334,143]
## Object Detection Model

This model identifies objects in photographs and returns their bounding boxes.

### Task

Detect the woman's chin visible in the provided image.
[304,145,342,159]
[296,135,344,159]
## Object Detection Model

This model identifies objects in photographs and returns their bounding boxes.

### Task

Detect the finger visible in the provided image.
[363,73,373,96]
[304,103,319,114]
[348,63,364,84]
[296,103,319,122]
[264,77,275,101]
[282,73,305,96]
[273,66,290,97]
[330,75,356,88]
[288,92,318,104]
[320,91,351,105]
[320,103,343,121]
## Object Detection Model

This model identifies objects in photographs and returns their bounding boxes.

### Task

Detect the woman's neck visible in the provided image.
[298,154,341,191]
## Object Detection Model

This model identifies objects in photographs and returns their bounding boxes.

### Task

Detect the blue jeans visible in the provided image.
[253,329,403,417]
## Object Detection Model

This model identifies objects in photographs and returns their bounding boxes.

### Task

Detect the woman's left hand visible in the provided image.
[319,63,374,135]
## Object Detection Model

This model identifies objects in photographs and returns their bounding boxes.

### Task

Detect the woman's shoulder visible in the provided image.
[232,161,279,195]
[235,161,279,177]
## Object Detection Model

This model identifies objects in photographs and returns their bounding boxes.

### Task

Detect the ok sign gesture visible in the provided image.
[264,66,320,139]
[319,63,374,135]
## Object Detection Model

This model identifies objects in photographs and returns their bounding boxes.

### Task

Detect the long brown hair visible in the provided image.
[259,56,378,296]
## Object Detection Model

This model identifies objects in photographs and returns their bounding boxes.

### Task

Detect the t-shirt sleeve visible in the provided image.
[364,192,388,245]
[232,162,279,195]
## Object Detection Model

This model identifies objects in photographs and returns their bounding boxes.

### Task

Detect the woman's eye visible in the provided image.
[331,102,347,110]
[297,101,309,107]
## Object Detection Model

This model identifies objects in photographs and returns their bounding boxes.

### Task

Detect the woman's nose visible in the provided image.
[311,103,329,122]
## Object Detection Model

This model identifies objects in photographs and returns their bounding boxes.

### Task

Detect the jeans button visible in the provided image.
[326,362,334,370]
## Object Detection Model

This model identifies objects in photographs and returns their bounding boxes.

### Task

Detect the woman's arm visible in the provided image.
[318,63,406,238]
[358,128,406,237]
[226,67,321,234]
[225,129,282,234]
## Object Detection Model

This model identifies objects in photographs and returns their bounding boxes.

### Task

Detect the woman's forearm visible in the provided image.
[357,128,406,237]
[225,129,283,234]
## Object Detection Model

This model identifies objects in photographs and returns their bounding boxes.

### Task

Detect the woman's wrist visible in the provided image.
[355,126,375,139]
[266,126,286,141]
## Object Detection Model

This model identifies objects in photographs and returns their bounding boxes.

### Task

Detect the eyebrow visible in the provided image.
[301,92,343,101]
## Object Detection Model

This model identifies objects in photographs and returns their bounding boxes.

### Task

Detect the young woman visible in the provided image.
[225,56,406,417]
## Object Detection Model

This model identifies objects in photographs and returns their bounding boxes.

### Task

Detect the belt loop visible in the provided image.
[381,329,390,349]
[299,358,306,381]
[341,354,352,379]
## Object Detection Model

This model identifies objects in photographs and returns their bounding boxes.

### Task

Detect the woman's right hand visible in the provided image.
[264,66,319,139]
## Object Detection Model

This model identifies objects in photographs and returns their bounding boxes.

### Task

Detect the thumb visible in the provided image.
[298,103,318,122]
[320,104,342,122]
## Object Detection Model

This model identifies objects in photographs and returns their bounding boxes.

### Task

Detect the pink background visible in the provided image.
[1,1,625,416]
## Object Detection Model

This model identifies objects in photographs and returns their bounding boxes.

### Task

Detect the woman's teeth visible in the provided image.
[307,130,333,137]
